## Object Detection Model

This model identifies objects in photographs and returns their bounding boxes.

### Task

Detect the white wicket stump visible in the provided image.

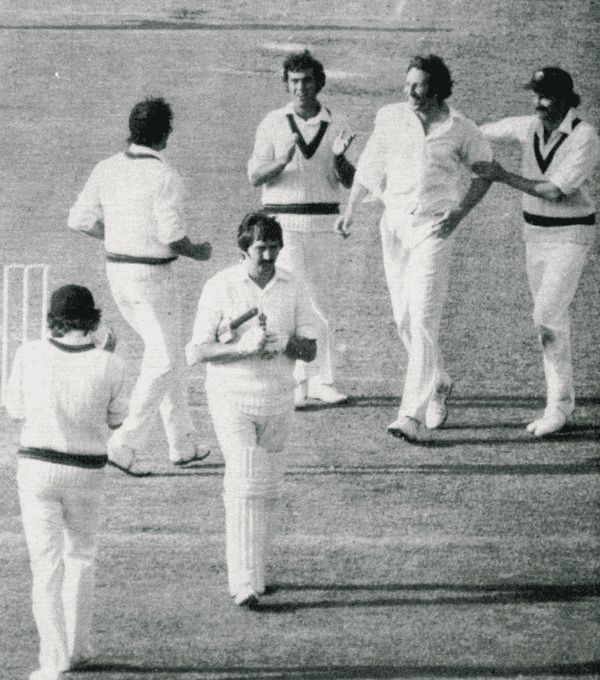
[1,264,50,405]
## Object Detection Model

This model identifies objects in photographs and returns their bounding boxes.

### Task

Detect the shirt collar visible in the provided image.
[128,143,164,160]
[557,107,578,135]
[285,101,331,124]
[535,108,578,140]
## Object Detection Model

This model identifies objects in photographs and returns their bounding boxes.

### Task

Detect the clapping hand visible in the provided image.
[332,129,356,157]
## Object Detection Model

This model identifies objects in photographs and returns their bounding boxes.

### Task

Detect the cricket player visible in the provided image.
[336,54,493,442]
[474,67,600,436]
[186,212,318,607]
[248,50,355,407]
[68,97,212,470]
[5,285,128,680]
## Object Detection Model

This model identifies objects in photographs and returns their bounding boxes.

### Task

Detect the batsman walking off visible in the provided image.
[68,97,212,470]
[186,212,318,607]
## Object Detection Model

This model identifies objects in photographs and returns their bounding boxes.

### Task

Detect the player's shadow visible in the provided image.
[287,458,600,476]
[247,582,600,613]
[68,659,600,677]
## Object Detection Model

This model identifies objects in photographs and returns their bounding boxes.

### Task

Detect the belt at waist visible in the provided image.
[523,212,596,227]
[106,253,178,265]
[262,203,340,215]
[18,447,108,469]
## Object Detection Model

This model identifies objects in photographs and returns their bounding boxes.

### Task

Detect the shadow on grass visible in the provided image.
[66,659,600,676]
[288,458,600,475]
[123,457,600,478]
[330,395,600,410]
[246,582,600,613]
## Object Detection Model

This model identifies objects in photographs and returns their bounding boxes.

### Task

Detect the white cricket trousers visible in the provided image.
[380,221,454,423]
[208,393,290,598]
[17,458,104,680]
[106,262,194,461]
[525,240,590,416]
[276,227,340,386]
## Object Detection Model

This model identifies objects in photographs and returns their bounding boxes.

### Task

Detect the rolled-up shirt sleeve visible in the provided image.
[4,345,25,420]
[247,116,276,179]
[154,168,188,245]
[355,109,388,195]
[189,277,223,346]
[464,121,494,166]
[68,165,104,234]
[107,356,129,428]
[480,116,531,144]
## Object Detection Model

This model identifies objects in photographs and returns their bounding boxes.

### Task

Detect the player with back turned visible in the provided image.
[5,285,128,679]
[68,97,212,471]
[474,67,600,436]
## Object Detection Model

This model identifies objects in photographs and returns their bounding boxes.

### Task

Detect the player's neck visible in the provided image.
[293,101,321,121]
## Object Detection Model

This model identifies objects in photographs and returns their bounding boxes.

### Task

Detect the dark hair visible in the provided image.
[128,97,173,146]
[407,54,453,102]
[48,309,101,337]
[237,212,284,253]
[282,51,326,93]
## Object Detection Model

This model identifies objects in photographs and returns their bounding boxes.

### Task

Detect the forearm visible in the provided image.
[498,172,564,201]
[334,154,356,189]
[342,180,370,217]
[169,236,211,261]
[456,177,492,218]
[249,158,291,187]
[284,336,316,362]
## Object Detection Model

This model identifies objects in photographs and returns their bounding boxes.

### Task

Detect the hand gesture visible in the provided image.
[431,210,463,240]
[332,129,356,157]
[236,324,267,356]
[335,213,353,239]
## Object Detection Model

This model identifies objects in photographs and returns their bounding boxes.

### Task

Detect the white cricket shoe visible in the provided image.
[294,380,309,408]
[527,409,567,437]
[387,416,430,443]
[425,373,453,429]
[234,585,260,607]
[307,380,348,404]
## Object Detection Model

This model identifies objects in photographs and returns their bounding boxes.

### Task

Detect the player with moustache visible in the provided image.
[186,212,318,607]
[337,54,493,443]
[68,97,212,471]
[248,50,355,408]
[474,67,600,436]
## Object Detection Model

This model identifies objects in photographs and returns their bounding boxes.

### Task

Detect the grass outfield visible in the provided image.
[0,1,599,678]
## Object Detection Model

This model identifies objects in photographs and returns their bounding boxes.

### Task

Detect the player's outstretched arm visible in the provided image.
[169,236,212,261]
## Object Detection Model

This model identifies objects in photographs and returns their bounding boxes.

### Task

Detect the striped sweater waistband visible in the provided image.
[523,212,596,227]
[262,203,340,215]
[18,448,108,469]
[106,253,178,265]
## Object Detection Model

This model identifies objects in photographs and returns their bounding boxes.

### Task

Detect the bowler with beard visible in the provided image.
[475,67,600,437]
